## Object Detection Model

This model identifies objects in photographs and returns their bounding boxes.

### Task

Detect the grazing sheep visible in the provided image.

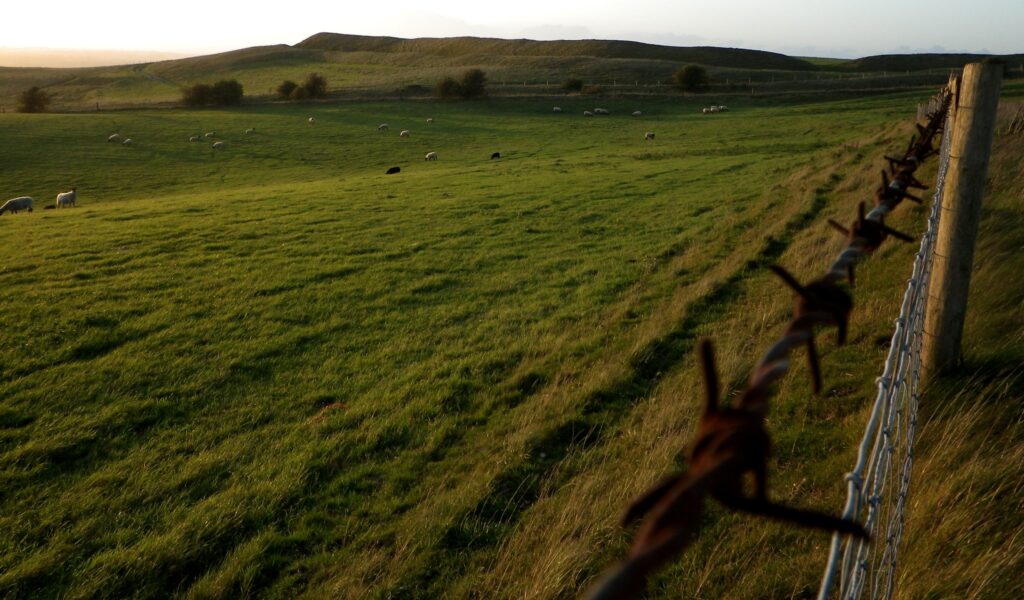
[594,108,609,115]
[378,123,390,132]
[189,135,200,142]
[205,131,216,138]
[122,138,133,146]
[244,127,255,134]
[632,110,642,117]
[490,152,500,160]
[399,130,410,138]
[386,166,401,175]
[212,141,225,150]
[553,106,562,113]
[0,197,33,215]
[56,188,76,208]
[426,118,434,124]
[308,117,316,125]
[702,108,710,114]
[107,133,121,143]
[583,110,594,117]
[425,151,438,161]
[644,132,655,140]
[718,105,729,112]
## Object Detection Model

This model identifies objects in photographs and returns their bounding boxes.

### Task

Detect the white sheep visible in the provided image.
[212,141,225,150]
[718,105,729,112]
[244,127,255,134]
[425,151,438,161]
[426,118,434,124]
[583,110,594,117]
[56,188,76,208]
[594,108,609,115]
[399,130,410,138]
[553,106,562,113]
[189,135,200,142]
[378,123,390,132]
[0,196,33,215]
[644,132,655,140]
[107,133,121,143]
[308,117,316,125]
[632,111,642,117]
[122,138,133,146]
[205,132,216,138]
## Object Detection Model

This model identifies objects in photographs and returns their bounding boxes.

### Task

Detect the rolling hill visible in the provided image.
[844,52,1024,72]
[295,32,818,71]
[1,33,1019,112]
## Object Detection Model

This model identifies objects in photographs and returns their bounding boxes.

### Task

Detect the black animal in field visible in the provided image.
[386,166,401,175]
[490,152,500,160]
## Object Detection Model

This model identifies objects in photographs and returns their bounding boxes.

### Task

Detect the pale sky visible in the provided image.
[2,0,1021,65]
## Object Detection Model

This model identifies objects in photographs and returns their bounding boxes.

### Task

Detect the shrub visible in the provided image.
[673,65,710,93]
[562,78,584,93]
[277,80,299,99]
[210,79,244,106]
[182,80,243,107]
[16,86,51,113]
[288,86,310,101]
[434,77,463,100]
[181,83,212,107]
[303,73,328,99]
[459,69,488,99]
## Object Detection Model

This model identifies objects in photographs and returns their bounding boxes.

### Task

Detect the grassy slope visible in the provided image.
[0,86,1019,598]
[295,33,816,71]
[2,35,818,112]
[6,34,994,112]
[3,45,809,112]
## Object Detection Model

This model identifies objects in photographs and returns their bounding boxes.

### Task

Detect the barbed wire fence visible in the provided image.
[586,81,955,600]
[816,99,954,600]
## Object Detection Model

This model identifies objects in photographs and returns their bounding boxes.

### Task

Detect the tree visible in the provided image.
[434,77,463,100]
[277,80,299,99]
[303,73,328,99]
[288,85,310,101]
[459,69,488,99]
[673,65,710,93]
[562,77,584,93]
[210,79,244,105]
[16,86,51,113]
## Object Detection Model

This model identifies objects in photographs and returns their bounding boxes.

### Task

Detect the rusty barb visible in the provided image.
[585,86,952,599]
[585,341,868,600]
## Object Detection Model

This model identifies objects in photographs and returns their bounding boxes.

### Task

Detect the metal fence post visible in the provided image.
[922,63,1003,380]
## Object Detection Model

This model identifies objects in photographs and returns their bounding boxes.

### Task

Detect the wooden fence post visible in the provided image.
[922,62,1003,380]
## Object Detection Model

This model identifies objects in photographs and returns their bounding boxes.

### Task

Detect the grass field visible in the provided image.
[1,84,1021,598]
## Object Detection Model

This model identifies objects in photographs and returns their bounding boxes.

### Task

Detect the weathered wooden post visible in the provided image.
[922,62,1003,380]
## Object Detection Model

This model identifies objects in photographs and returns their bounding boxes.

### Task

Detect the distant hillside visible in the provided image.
[297,32,817,71]
[846,53,1024,72]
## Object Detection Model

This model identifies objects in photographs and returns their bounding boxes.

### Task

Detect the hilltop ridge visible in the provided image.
[296,32,818,71]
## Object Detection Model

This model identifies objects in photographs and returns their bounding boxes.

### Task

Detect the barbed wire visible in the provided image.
[816,101,954,600]
[585,84,954,600]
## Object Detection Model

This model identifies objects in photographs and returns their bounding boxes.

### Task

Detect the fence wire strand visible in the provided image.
[817,109,953,600]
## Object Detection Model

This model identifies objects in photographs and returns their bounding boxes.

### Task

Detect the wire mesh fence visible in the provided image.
[816,109,953,600]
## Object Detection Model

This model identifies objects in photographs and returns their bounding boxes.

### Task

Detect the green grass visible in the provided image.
[0,86,1020,598]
